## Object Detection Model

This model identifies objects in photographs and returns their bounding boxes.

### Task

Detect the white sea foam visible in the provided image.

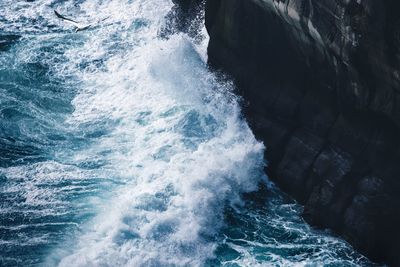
[56,32,264,267]
[20,0,266,266]
[0,1,373,266]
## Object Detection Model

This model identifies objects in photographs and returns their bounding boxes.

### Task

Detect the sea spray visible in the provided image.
[54,34,265,266]
[0,0,377,266]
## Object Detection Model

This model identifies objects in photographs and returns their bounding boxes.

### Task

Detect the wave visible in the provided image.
[0,0,376,266]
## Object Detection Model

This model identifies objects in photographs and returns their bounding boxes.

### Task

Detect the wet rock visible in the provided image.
[276,129,325,201]
[203,0,400,264]
[303,146,356,229]
[342,175,400,263]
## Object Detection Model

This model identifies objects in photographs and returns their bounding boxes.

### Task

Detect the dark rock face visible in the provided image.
[204,0,400,265]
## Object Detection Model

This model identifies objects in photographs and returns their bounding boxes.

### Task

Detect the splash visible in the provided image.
[0,0,377,266]
[54,33,265,267]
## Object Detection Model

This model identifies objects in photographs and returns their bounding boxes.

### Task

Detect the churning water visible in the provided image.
[0,1,378,266]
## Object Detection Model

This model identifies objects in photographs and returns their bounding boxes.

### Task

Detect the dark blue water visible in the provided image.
[0,1,379,266]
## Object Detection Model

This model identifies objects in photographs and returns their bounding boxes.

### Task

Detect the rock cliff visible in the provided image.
[173,0,400,265]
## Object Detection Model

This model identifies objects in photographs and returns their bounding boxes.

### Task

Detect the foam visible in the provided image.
[6,0,264,266]
[56,27,264,267]
[0,0,374,266]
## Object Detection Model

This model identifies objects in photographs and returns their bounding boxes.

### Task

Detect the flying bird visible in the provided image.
[54,10,91,32]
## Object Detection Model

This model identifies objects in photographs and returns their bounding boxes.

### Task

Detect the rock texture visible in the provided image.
[203,0,400,265]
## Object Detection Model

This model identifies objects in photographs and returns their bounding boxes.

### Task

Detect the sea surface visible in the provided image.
[0,1,378,266]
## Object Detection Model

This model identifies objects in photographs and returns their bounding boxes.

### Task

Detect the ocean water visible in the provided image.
[0,1,378,266]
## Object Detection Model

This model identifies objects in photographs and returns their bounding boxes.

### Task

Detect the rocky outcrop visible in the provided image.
[204,0,400,265]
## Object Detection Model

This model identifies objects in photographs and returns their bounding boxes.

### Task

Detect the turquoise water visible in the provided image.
[0,1,377,266]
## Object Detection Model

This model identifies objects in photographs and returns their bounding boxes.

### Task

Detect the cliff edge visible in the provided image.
[173,0,400,265]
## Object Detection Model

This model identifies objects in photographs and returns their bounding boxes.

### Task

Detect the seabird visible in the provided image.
[54,10,91,32]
